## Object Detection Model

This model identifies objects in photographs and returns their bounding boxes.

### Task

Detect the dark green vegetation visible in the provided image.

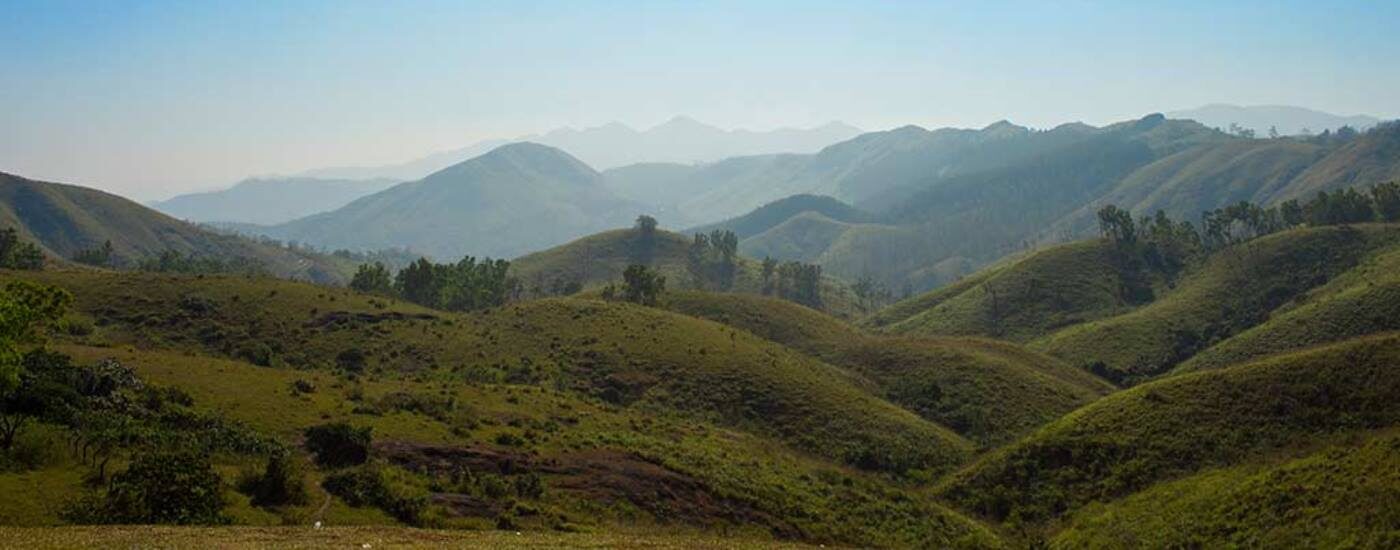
[0,172,358,284]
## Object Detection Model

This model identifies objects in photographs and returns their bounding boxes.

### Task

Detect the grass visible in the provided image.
[660,291,1114,447]
[867,240,1153,342]
[936,331,1400,527]
[0,526,824,549]
[4,269,1006,548]
[1176,234,1400,373]
[1030,225,1400,383]
[1052,429,1400,549]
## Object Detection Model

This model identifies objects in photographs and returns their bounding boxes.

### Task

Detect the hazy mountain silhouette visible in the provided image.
[1168,104,1381,136]
[149,177,399,225]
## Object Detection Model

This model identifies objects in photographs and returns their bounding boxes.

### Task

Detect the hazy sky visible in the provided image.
[3,0,1398,200]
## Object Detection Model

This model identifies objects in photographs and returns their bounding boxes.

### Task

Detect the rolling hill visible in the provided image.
[937,332,1400,527]
[658,291,1114,447]
[255,143,645,260]
[0,171,355,283]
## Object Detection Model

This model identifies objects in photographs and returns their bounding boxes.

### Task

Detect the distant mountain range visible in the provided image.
[248,143,644,260]
[1167,104,1381,136]
[148,177,399,225]
[153,117,861,226]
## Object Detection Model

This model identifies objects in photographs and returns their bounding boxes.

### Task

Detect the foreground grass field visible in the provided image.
[0,526,819,549]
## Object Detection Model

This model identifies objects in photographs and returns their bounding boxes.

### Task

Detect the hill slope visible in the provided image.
[937,332,1400,525]
[0,171,353,283]
[150,177,398,225]
[258,143,644,260]
[659,291,1114,446]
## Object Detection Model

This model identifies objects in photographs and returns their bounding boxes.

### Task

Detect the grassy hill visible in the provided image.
[936,332,1400,527]
[867,240,1157,342]
[0,171,356,284]
[659,291,1114,447]
[1176,233,1400,373]
[4,268,1004,547]
[1030,225,1400,383]
[508,227,870,318]
[1052,429,1400,548]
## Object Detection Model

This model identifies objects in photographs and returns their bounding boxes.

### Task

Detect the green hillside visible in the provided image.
[659,291,1114,446]
[937,332,1400,526]
[16,269,972,474]
[0,172,356,284]
[2,269,1003,547]
[689,194,875,239]
[1177,233,1400,373]
[1053,429,1400,548]
[1031,225,1399,383]
[868,240,1156,342]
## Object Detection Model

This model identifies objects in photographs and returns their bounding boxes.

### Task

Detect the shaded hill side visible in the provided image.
[936,332,1400,525]
[659,291,1113,446]
[688,194,876,239]
[867,240,1158,342]
[0,171,354,284]
[1052,429,1400,549]
[18,269,973,476]
[149,177,399,226]
[1030,225,1400,383]
[1176,235,1400,373]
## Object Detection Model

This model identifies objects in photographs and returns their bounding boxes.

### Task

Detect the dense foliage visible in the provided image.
[0,228,44,270]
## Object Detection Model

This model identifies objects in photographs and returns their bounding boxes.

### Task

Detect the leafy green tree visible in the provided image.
[622,264,666,306]
[631,215,659,265]
[241,450,308,507]
[350,262,394,295]
[0,281,70,402]
[775,261,823,309]
[393,258,439,306]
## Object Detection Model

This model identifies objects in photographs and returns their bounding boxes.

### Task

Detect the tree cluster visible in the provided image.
[762,257,823,309]
[137,250,266,276]
[687,230,739,291]
[352,256,520,312]
[71,240,115,268]
[604,264,666,306]
[0,228,44,270]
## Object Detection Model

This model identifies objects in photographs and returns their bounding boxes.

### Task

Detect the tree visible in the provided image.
[634,215,658,235]
[304,422,372,468]
[69,450,229,525]
[760,256,778,295]
[350,262,394,295]
[1096,205,1137,246]
[775,261,822,309]
[631,215,659,265]
[394,258,439,306]
[72,240,115,268]
[241,450,308,507]
[0,228,44,270]
[1371,181,1400,222]
[621,264,666,306]
[0,281,70,398]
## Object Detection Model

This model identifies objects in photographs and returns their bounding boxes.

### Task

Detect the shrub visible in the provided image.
[66,451,229,525]
[323,463,427,525]
[304,422,372,468]
[239,451,308,507]
[336,348,367,374]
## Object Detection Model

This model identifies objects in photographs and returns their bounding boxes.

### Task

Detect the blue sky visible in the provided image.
[2,0,1398,199]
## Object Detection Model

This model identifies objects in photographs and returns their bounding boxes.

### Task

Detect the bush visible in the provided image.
[66,451,229,525]
[239,451,308,507]
[304,422,372,468]
[323,463,427,525]
[336,348,367,374]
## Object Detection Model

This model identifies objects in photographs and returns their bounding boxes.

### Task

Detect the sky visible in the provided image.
[2,0,1398,201]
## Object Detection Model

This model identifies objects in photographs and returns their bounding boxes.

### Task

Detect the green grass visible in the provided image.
[660,291,1114,447]
[4,269,1007,547]
[0,526,824,549]
[1030,225,1400,383]
[867,240,1152,342]
[1052,430,1400,549]
[936,331,1400,526]
[1176,234,1400,373]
